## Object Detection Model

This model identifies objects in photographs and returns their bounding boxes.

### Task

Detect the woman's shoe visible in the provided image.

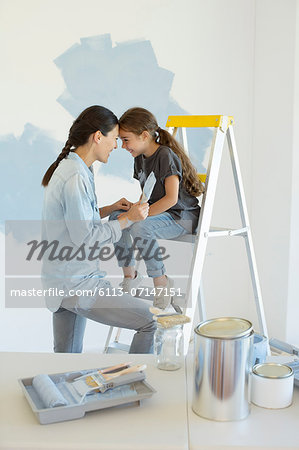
[119,271,144,295]
[153,276,174,310]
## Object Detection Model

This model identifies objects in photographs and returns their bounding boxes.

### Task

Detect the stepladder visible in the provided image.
[104,115,269,354]
[166,115,269,353]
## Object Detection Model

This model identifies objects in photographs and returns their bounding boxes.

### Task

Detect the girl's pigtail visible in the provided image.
[157,128,204,197]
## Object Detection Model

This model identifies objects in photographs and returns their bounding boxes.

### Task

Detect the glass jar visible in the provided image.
[154,323,184,370]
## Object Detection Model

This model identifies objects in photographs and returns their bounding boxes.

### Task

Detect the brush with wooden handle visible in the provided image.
[73,362,132,383]
[85,364,147,386]
[156,314,190,328]
[150,307,190,329]
[70,363,147,400]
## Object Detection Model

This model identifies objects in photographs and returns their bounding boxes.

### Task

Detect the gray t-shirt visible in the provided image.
[134,145,200,233]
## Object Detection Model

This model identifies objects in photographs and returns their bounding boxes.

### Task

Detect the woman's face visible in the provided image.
[119,129,146,157]
[96,125,119,163]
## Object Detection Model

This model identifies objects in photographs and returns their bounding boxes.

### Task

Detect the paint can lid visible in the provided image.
[253,363,293,379]
[195,317,253,339]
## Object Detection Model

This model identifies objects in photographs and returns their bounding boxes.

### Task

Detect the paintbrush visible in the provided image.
[70,364,147,401]
[156,314,191,329]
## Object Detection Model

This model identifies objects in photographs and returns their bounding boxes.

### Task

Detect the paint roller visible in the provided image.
[32,374,68,408]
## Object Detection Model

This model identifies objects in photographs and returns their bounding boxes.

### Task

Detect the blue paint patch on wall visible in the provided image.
[0,124,60,224]
[55,34,212,178]
[0,34,212,228]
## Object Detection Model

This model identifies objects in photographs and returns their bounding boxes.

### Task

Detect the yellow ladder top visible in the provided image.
[166,115,234,128]
[198,173,206,183]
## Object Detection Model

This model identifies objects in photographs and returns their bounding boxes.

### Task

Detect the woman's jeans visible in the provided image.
[109,211,188,277]
[53,288,156,354]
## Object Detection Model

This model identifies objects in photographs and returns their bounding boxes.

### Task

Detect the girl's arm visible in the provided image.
[148,175,179,216]
[99,205,114,218]
[99,198,132,218]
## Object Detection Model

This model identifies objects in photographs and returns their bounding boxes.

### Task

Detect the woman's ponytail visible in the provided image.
[41,140,72,187]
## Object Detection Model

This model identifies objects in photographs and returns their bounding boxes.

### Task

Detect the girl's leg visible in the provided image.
[129,214,188,309]
[129,213,187,279]
[153,275,167,287]
[109,210,136,278]
[123,266,136,279]
[61,290,156,354]
[53,307,87,353]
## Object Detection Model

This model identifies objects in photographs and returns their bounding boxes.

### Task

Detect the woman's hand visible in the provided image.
[113,197,132,212]
[117,202,149,228]
[127,202,149,222]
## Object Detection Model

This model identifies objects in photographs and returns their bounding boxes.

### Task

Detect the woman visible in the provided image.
[41,105,156,353]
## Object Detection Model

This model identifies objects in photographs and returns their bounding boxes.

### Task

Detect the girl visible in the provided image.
[41,105,156,353]
[109,107,204,311]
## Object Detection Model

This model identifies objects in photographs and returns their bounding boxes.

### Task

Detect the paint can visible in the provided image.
[192,317,253,421]
[251,363,294,409]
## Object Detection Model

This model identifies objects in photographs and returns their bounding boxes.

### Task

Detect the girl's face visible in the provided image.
[96,125,119,163]
[119,129,147,157]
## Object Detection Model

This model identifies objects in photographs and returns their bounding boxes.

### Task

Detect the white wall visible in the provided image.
[286,0,299,345]
[252,0,299,343]
[1,0,298,351]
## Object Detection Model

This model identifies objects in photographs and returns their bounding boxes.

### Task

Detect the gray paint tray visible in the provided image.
[19,367,156,424]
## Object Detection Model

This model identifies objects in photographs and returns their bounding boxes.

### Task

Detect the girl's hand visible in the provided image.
[113,197,132,211]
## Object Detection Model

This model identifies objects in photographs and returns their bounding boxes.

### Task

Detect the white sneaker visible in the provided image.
[119,271,144,295]
[153,276,174,310]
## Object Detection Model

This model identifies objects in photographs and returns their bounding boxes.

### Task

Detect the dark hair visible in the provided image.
[119,107,204,197]
[42,105,118,187]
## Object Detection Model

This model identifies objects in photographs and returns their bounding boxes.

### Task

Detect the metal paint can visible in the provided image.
[251,363,294,409]
[192,317,253,421]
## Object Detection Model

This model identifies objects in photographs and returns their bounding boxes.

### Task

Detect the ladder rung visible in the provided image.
[205,227,248,238]
[106,342,130,353]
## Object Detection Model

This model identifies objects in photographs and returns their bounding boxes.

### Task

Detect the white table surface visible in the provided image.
[0,352,188,450]
[186,353,299,450]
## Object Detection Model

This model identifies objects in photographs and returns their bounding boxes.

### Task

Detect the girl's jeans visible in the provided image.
[109,211,188,278]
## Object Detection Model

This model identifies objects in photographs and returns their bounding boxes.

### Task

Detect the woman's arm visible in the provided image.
[62,175,148,246]
[148,175,179,216]
[62,175,124,247]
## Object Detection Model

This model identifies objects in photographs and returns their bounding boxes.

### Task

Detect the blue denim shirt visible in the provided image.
[41,152,121,312]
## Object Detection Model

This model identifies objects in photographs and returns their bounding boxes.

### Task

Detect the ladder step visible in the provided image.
[105,342,130,353]
[205,226,248,238]
[164,226,249,243]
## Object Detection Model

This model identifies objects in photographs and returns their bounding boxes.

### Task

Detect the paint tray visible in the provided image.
[19,366,156,424]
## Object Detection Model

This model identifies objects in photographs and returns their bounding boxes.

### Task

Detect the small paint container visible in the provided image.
[251,363,294,409]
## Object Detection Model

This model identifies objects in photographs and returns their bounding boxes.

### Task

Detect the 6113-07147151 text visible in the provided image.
[9,287,183,298]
